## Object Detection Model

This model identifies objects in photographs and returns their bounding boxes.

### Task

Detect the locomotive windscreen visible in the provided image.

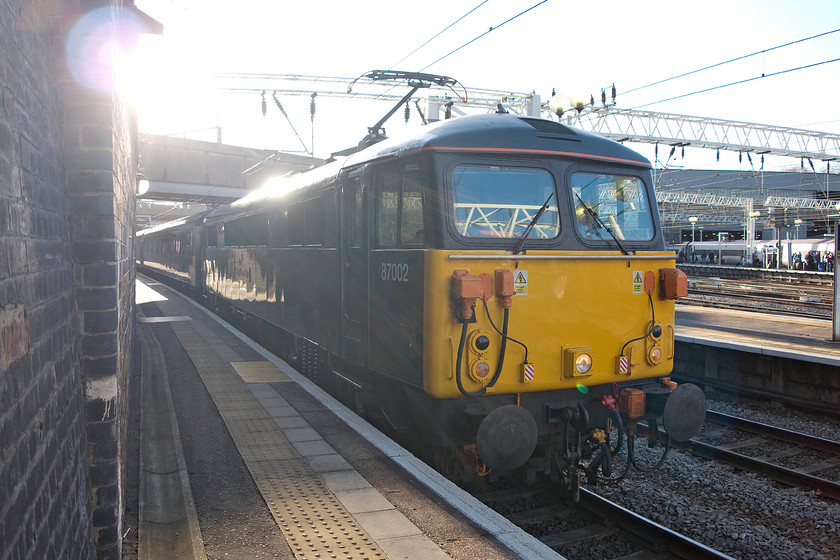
[451,164,558,239]
[571,172,654,242]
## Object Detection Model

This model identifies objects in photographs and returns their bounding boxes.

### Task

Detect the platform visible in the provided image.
[134,276,557,560]
[676,305,840,364]
[673,305,840,410]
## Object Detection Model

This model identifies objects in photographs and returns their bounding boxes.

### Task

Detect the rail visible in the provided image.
[475,482,734,559]
[670,411,840,501]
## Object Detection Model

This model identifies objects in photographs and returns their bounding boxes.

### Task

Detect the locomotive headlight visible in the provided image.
[564,347,594,378]
[574,353,593,374]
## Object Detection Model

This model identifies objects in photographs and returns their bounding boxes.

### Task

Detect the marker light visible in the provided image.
[474,361,490,378]
[574,353,593,375]
[649,347,662,364]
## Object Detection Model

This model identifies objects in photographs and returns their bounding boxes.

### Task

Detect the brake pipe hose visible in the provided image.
[619,294,655,357]
[483,300,528,364]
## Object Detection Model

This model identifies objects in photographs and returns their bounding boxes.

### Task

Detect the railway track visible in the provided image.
[676,410,840,501]
[681,276,833,318]
[474,481,733,559]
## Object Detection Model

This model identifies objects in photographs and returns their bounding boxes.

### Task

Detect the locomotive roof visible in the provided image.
[344,113,652,169]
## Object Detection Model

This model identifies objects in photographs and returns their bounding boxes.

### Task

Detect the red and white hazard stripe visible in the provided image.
[523,363,535,381]
[619,356,629,374]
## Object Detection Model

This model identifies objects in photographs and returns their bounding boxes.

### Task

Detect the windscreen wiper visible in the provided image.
[513,192,555,255]
[575,194,629,255]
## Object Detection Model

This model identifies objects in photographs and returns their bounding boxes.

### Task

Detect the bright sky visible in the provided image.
[126,0,840,170]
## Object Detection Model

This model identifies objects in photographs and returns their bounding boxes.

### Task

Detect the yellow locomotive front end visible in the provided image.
[417,149,704,495]
[423,250,684,398]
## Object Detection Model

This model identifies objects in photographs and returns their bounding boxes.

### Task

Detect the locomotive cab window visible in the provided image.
[571,172,654,242]
[375,163,425,248]
[451,164,558,239]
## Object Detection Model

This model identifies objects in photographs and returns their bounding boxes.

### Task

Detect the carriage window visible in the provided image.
[571,173,653,241]
[206,226,218,247]
[452,165,558,239]
[289,202,304,245]
[269,209,286,247]
[224,213,268,246]
[304,197,325,246]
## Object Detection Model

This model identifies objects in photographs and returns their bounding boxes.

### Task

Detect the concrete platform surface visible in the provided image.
[676,305,840,365]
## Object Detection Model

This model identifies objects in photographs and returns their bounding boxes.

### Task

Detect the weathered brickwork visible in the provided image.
[1,1,141,559]
[0,1,95,558]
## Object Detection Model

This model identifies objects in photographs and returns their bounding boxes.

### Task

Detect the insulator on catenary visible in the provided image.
[404,103,410,123]
[261,91,266,116]
[310,92,317,120]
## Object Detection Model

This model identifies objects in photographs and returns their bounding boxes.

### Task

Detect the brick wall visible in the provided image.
[0,1,95,558]
[0,1,142,559]
[59,2,140,558]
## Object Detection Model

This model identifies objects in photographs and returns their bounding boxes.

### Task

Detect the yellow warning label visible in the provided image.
[632,270,644,294]
[514,270,528,295]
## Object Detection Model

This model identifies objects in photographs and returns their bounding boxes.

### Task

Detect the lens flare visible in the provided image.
[65,7,149,93]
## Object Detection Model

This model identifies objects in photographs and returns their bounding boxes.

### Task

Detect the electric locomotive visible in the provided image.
[137,111,705,498]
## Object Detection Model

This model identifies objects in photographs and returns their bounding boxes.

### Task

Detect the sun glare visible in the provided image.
[115,33,214,132]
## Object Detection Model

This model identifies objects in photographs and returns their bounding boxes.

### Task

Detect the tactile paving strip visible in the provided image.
[166,320,386,560]
[137,315,192,323]
[231,361,293,383]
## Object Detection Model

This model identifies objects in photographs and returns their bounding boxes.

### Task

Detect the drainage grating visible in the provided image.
[167,321,386,560]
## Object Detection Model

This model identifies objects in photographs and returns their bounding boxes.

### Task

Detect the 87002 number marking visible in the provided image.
[382,263,409,283]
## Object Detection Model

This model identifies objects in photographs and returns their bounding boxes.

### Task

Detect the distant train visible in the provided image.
[672,238,835,268]
[137,113,705,498]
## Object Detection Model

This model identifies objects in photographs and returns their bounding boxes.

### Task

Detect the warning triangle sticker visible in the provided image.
[633,272,642,283]
[515,272,526,283]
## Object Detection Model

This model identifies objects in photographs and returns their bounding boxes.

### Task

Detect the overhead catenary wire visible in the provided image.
[418,0,550,72]
[623,27,840,96]
[271,92,312,156]
[389,1,489,69]
[630,56,840,110]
